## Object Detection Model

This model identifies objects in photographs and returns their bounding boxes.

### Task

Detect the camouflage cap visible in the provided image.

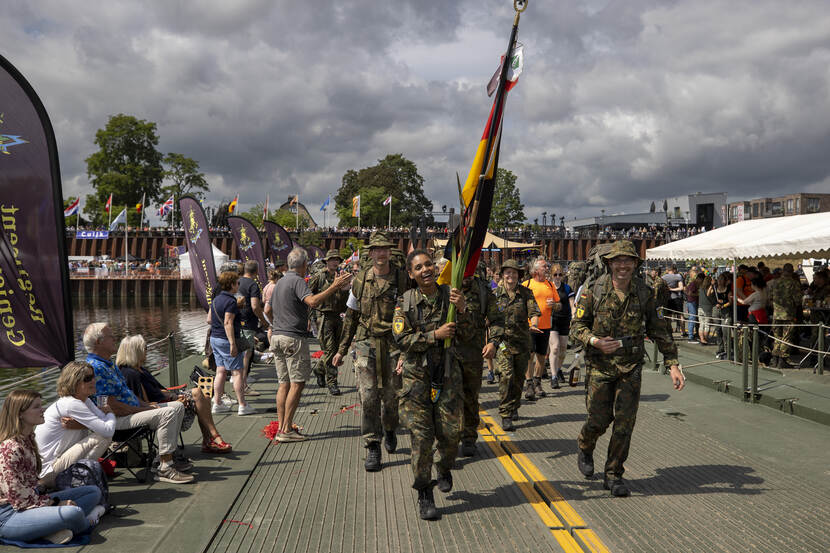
[324,249,343,262]
[367,231,395,249]
[499,258,525,278]
[602,240,640,262]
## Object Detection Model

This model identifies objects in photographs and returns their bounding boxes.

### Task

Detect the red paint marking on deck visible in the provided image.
[222,519,253,528]
[332,403,360,417]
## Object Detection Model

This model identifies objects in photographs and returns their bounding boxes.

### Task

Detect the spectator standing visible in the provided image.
[262,270,280,323]
[209,271,254,416]
[712,273,733,359]
[697,275,715,344]
[0,390,103,545]
[685,273,704,343]
[237,261,270,396]
[661,266,685,335]
[35,362,115,488]
[270,248,352,442]
[549,263,574,388]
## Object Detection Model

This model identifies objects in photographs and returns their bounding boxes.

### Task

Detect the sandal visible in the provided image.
[202,435,233,453]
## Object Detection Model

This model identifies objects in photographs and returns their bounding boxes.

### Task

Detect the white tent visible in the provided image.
[178,245,229,278]
[433,231,538,250]
[646,212,830,261]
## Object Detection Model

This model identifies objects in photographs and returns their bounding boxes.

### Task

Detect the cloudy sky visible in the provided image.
[4,0,830,225]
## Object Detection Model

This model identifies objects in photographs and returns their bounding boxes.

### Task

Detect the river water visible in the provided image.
[1,300,208,402]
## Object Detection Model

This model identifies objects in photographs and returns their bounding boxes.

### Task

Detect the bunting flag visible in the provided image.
[228,216,268,290]
[180,196,217,311]
[320,195,331,211]
[263,220,293,265]
[383,195,392,206]
[352,195,361,217]
[104,193,112,213]
[228,195,238,214]
[157,195,174,216]
[109,208,127,230]
[64,197,80,217]
[0,54,73,368]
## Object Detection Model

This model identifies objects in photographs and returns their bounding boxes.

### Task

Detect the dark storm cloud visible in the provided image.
[2,0,829,223]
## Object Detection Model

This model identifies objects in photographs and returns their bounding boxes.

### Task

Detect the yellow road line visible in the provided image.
[478,410,613,553]
[552,530,588,553]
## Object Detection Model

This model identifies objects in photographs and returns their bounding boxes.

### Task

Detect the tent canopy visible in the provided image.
[646,212,830,261]
[178,244,229,278]
[433,231,538,250]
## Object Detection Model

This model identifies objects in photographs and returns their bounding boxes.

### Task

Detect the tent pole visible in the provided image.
[732,258,738,363]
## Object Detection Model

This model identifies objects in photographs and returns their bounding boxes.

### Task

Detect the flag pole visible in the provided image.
[139,192,145,230]
[170,196,174,228]
[388,197,392,230]
[107,195,112,228]
[296,194,299,231]
[76,197,81,232]
[125,206,129,278]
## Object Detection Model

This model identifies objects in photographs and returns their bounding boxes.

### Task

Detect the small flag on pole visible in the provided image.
[109,208,127,231]
[320,195,331,211]
[228,195,238,214]
[352,195,360,217]
[104,193,112,213]
[289,195,299,206]
[346,250,359,264]
[135,202,142,212]
[263,194,269,220]
[64,197,80,217]
[158,195,174,216]
[486,44,524,97]
[382,195,392,206]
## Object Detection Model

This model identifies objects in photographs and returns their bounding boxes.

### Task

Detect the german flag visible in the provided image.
[228,194,238,214]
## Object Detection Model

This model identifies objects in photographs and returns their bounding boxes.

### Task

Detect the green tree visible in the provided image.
[339,237,364,260]
[162,153,210,225]
[296,230,323,248]
[334,154,433,228]
[490,168,525,229]
[84,114,165,226]
[271,208,311,230]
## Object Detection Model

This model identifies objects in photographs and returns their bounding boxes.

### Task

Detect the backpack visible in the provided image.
[54,458,110,510]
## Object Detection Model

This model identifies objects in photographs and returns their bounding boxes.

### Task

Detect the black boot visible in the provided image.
[524,379,536,400]
[417,486,438,520]
[603,477,630,497]
[316,374,325,387]
[365,443,381,472]
[577,449,594,478]
[501,416,514,431]
[328,384,341,396]
[436,472,453,493]
[461,441,476,457]
[779,356,794,369]
[383,430,397,453]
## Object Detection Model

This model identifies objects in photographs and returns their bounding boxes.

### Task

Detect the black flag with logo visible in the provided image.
[179,196,217,311]
[0,55,73,368]
[228,216,268,290]
[263,220,293,265]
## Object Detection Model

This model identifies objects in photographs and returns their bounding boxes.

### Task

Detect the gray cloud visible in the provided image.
[3,0,830,225]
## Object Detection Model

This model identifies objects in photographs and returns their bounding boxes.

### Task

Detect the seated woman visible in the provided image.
[35,362,116,488]
[116,335,232,454]
[0,390,103,545]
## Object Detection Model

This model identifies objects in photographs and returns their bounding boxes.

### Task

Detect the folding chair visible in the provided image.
[102,425,158,483]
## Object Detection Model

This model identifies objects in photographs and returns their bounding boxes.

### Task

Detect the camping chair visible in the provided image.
[101,425,158,483]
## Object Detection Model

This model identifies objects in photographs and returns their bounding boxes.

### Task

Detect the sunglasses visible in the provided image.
[82,373,95,383]
[551,273,562,276]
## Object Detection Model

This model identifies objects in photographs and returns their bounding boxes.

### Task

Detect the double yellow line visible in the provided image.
[478,412,611,553]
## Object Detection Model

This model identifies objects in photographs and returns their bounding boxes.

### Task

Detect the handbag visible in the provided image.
[211,301,253,352]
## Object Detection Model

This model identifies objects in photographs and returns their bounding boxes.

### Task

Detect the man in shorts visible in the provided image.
[269,248,352,442]
[522,258,562,399]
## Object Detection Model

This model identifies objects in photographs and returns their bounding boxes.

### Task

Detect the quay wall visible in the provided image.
[66,230,666,263]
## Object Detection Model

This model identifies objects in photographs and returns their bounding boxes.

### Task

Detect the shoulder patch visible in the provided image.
[575,306,585,318]
[393,314,405,335]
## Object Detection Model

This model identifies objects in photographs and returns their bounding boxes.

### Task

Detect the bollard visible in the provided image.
[741,326,749,401]
[653,340,659,371]
[819,323,825,375]
[167,333,179,388]
[751,326,759,403]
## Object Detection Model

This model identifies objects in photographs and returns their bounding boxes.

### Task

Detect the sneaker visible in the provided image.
[220,393,237,406]
[557,370,567,383]
[550,375,560,389]
[211,402,231,414]
[486,370,495,384]
[86,504,106,527]
[277,430,307,442]
[243,385,261,396]
[687,339,699,344]
[237,404,256,416]
[154,464,195,484]
[43,529,73,544]
[533,377,546,398]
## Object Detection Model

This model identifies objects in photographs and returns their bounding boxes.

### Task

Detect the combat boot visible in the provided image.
[603,477,630,497]
[461,441,476,457]
[328,384,341,396]
[436,472,453,493]
[417,486,438,520]
[316,374,325,387]
[577,449,594,478]
[524,379,536,400]
[501,416,514,431]
[534,377,546,398]
[383,430,397,453]
[365,443,381,472]
[779,356,795,369]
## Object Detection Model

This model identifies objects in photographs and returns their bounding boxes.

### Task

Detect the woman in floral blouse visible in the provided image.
[0,390,102,544]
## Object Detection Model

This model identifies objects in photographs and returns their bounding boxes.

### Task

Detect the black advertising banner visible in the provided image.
[305,245,325,262]
[263,220,292,265]
[179,196,217,311]
[0,55,73,368]
[227,216,267,290]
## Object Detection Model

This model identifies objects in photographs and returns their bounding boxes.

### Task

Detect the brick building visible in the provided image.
[727,193,830,224]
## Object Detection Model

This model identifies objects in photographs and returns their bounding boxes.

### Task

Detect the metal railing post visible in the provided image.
[740,326,749,401]
[818,323,825,375]
[751,326,759,403]
[653,340,659,371]
[733,321,740,366]
[725,325,732,362]
[167,332,179,388]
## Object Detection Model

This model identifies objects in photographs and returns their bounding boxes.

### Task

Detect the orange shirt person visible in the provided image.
[521,258,561,400]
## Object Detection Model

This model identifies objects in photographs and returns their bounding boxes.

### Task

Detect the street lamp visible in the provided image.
[542,211,547,227]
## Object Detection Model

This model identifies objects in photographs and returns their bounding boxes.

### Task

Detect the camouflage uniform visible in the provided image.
[571,241,678,480]
[309,250,348,387]
[337,233,407,448]
[494,260,541,419]
[393,285,462,489]
[770,272,803,360]
[456,277,505,444]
